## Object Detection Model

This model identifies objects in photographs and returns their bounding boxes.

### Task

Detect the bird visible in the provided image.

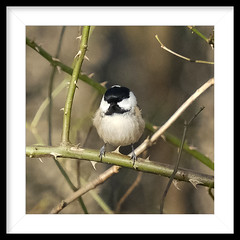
[93,85,145,165]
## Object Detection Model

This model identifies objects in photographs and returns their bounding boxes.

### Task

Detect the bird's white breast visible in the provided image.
[93,108,144,147]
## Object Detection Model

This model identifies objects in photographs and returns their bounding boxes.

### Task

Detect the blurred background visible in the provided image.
[26,26,214,214]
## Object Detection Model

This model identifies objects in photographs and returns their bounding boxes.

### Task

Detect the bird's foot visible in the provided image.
[130,144,137,167]
[99,144,106,161]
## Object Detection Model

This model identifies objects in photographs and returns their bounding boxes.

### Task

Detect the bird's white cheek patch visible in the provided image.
[99,97,110,113]
[118,91,137,111]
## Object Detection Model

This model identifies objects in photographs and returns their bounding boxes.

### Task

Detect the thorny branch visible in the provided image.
[61,26,90,145]
[26,145,214,213]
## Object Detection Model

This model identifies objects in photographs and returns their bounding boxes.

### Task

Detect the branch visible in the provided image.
[26,145,214,189]
[27,144,213,213]
[155,35,214,65]
[187,26,214,48]
[61,26,90,145]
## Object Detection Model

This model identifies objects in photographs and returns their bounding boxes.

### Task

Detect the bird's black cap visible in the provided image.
[104,86,130,103]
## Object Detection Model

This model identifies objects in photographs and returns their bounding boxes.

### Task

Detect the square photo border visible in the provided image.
[7,6,234,234]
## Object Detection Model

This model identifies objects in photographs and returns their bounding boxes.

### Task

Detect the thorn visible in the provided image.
[50,152,60,160]
[100,81,108,87]
[189,145,197,150]
[56,66,62,74]
[88,73,95,78]
[189,179,203,189]
[84,55,90,61]
[52,57,60,62]
[144,136,153,147]
[161,134,166,141]
[76,143,81,149]
[76,35,82,40]
[70,146,84,151]
[173,179,181,190]
[145,156,151,162]
[111,146,121,154]
[59,107,64,111]
[74,80,79,89]
[74,50,81,58]
[38,158,43,163]
[90,161,97,170]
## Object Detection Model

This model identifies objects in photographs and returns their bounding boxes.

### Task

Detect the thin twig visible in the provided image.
[160,107,205,214]
[155,35,214,65]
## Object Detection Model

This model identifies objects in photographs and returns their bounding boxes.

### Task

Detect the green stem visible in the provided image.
[26,146,214,188]
[187,26,210,44]
[61,26,90,145]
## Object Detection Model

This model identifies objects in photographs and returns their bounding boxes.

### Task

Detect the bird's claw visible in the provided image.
[99,144,106,161]
[130,151,137,166]
[130,144,137,166]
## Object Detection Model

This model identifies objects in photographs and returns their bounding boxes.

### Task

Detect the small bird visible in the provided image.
[93,85,145,165]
